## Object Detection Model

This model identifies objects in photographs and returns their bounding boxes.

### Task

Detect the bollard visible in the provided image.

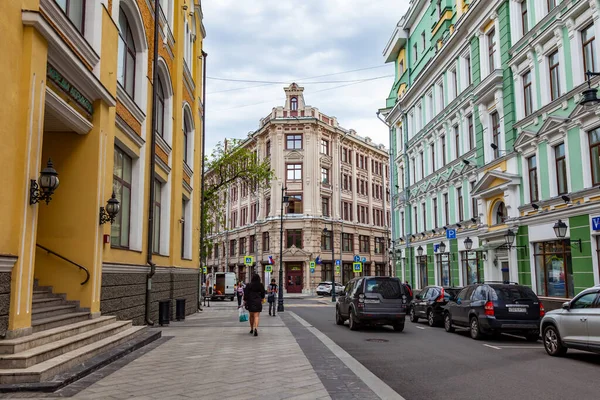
[158,300,171,326]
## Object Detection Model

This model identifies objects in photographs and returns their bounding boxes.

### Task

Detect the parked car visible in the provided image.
[409,286,462,327]
[443,282,544,341]
[335,276,409,332]
[316,281,344,296]
[541,284,600,357]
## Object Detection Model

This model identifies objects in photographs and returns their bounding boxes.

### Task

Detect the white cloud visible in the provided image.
[202,0,410,151]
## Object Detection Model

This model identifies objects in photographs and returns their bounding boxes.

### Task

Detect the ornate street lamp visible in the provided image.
[580,71,600,108]
[504,229,516,246]
[99,192,121,225]
[30,158,60,205]
[438,242,446,253]
[464,237,473,251]
[416,245,424,257]
[553,219,582,251]
[277,186,289,313]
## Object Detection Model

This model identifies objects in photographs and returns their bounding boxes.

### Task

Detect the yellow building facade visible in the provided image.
[0,0,205,339]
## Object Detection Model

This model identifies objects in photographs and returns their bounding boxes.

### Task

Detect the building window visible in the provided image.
[528,155,539,202]
[521,0,528,35]
[466,55,472,85]
[444,193,449,226]
[491,112,500,159]
[488,28,496,72]
[547,0,556,11]
[461,251,482,285]
[111,147,132,248]
[266,140,271,157]
[359,235,370,253]
[286,134,302,150]
[321,167,330,184]
[322,197,330,217]
[549,50,561,101]
[342,233,354,252]
[495,201,508,224]
[535,240,573,298]
[286,229,302,248]
[417,256,428,288]
[214,243,219,259]
[321,263,333,282]
[555,143,568,195]
[266,197,271,216]
[441,135,446,166]
[414,206,418,231]
[250,235,257,253]
[467,115,474,150]
[263,232,270,251]
[457,187,464,222]
[152,180,161,254]
[523,70,533,117]
[374,237,384,254]
[181,199,187,258]
[183,116,190,165]
[320,139,329,155]
[590,128,600,185]
[433,198,438,228]
[399,60,404,75]
[419,151,424,178]
[454,125,460,158]
[582,24,597,75]
[55,0,86,33]
[286,164,302,180]
[413,44,418,62]
[437,254,451,286]
[229,239,236,256]
[322,230,332,250]
[155,78,166,138]
[290,97,298,111]
[118,8,136,99]
[239,237,246,255]
[422,203,427,231]
[430,143,436,172]
[287,194,303,214]
[422,31,426,49]
[342,201,353,221]
[240,207,247,226]
[470,181,477,219]
[451,69,458,98]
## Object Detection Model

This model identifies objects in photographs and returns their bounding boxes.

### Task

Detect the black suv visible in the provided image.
[409,286,463,327]
[336,276,408,332]
[443,283,544,341]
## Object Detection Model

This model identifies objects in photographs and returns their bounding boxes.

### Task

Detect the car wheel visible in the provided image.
[543,325,567,357]
[349,311,361,331]
[393,322,405,332]
[335,307,345,326]
[409,307,419,323]
[444,313,455,333]
[470,317,483,340]
[525,331,539,342]
[427,310,436,327]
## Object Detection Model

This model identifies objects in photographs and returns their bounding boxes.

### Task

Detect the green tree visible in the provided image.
[200,139,273,263]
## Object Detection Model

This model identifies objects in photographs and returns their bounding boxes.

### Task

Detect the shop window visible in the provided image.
[534,240,574,298]
[437,254,451,286]
[417,256,428,288]
[461,251,482,285]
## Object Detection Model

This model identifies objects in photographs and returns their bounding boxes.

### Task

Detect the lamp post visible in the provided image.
[278,186,289,313]
[324,224,336,302]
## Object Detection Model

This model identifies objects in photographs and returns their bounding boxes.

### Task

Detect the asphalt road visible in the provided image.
[285,297,600,400]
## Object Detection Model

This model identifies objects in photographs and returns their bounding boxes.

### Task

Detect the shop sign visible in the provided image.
[592,216,600,231]
[47,63,94,115]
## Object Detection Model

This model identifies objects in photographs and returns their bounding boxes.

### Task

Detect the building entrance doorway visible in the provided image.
[286,264,303,293]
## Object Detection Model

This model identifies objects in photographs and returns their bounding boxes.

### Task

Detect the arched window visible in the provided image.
[183,116,190,165]
[156,78,165,138]
[118,8,136,98]
[290,97,298,111]
[494,201,507,225]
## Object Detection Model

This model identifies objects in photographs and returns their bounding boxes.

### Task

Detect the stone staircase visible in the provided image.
[0,284,160,389]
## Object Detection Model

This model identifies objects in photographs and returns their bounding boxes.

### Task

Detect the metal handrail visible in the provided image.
[36,244,90,285]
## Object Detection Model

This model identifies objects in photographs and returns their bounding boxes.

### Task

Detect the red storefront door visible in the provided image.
[286,264,303,293]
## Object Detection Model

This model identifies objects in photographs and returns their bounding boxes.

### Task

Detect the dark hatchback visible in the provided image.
[336,276,409,332]
[443,283,544,341]
[409,286,463,327]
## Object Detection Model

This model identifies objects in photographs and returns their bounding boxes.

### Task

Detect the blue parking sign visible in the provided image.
[446,229,456,239]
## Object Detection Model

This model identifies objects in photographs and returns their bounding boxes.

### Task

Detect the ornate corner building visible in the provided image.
[0,0,205,341]
[382,0,600,309]
[206,84,392,294]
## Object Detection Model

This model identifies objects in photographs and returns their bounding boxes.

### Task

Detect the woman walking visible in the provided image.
[244,274,266,336]
[267,279,278,316]
[236,281,245,307]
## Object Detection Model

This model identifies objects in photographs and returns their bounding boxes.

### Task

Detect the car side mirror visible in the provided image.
[415,294,422,300]
[562,301,570,310]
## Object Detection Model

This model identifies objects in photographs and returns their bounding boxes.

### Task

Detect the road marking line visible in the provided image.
[415,326,426,330]
[497,346,543,349]
[289,311,406,400]
[483,344,502,350]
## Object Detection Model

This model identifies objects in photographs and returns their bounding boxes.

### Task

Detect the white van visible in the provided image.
[211,272,236,301]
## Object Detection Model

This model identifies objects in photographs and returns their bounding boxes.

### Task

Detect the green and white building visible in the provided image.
[381,0,600,307]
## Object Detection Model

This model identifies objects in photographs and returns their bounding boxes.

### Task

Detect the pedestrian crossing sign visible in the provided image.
[265,265,273,273]
[202,266,207,274]
[353,262,362,273]
[244,256,254,266]
[310,261,316,268]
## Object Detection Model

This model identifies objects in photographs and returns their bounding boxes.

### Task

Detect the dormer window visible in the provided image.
[290,97,298,111]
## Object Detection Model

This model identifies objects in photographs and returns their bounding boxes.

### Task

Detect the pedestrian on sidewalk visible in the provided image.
[267,278,278,316]
[236,281,245,308]
[244,274,266,336]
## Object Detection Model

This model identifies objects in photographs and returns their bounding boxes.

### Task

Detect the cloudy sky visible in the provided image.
[202,0,409,152]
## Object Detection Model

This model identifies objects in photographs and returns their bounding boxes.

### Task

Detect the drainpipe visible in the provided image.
[145,0,161,325]
[198,51,208,311]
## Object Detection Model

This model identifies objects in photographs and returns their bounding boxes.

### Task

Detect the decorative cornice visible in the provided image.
[117,85,146,124]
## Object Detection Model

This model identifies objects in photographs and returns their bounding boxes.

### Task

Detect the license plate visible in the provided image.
[508,307,526,313]
[365,299,380,304]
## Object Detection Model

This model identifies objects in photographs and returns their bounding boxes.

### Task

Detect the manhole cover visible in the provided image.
[366,338,389,343]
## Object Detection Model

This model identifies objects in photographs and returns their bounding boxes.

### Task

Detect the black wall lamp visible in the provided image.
[504,229,528,254]
[553,219,582,251]
[30,158,60,205]
[99,193,121,225]
[579,71,600,108]
[416,245,424,256]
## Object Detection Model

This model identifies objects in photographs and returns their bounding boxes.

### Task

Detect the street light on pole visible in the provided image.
[323,224,336,302]
[278,186,289,313]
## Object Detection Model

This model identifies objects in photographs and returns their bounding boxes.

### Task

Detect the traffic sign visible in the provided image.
[335,265,340,273]
[353,262,362,273]
[202,266,207,274]
[310,261,316,268]
[446,229,457,239]
[593,216,600,231]
[310,267,315,274]
[335,260,341,266]
[353,255,360,262]
[244,256,254,266]
[265,265,273,273]
[361,257,367,263]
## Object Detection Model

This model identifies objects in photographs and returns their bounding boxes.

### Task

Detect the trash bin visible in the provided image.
[158,300,171,326]
[176,298,186,321]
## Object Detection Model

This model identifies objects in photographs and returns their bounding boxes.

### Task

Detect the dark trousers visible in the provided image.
[268,300,276,315]
[237,293,243,306]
